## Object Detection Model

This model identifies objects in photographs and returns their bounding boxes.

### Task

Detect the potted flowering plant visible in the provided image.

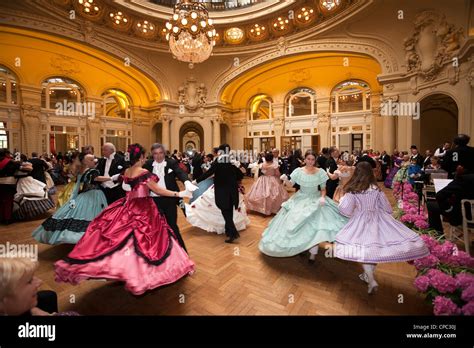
[412,235,474,315]
[391,182,474,315]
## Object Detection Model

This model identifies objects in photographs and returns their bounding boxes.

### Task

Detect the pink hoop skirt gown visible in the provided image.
[54,171,195,295]
[245,164,289,215]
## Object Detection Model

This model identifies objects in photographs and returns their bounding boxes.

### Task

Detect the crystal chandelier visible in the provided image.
[164,0,216,65]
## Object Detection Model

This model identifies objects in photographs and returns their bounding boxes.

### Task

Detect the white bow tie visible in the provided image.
[153,161,166,167]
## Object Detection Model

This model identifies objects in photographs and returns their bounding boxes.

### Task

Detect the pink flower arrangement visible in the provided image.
[433,296,461,316]
[455,273,474,289]
[462,301,474,315]
[420,235,439,250]
[414,275,430,292]
[428,271,457,294]
[414,254,439,270]
[461,284,474,302]
[392,181,474,316]
[411,240,474,315]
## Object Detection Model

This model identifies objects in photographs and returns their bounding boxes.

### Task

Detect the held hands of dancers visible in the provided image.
[178,190,193,198]
[184,180,199,192]
[110,173,120,182]
[280,174,289,181]
[319,196,326,206]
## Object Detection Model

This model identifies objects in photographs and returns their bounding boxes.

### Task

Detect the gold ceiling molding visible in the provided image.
[115,0,293,24]
[50,54,82,75]
[210,39,398,103]
[289,69,312,84]
[218,52,382,109]
[46,0,357,48]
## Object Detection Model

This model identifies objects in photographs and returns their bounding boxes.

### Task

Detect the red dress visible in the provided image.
[55,171,195,295]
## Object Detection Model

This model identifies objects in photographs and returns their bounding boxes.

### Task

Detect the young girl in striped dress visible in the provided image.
[334,162,429,294]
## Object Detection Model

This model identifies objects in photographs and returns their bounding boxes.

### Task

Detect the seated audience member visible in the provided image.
[0,257,79,316]
[441,134,474,178]
[427,174,474,235]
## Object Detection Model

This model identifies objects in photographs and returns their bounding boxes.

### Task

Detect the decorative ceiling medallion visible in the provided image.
[108,10,132,31]
[134,19,157,38]
[247,23,268,42]
[56,0,353,47]
[73,0,104,21]
[319,0,342,14]
[294,6,316,28]
[270,15,292,36]
[224,27,245,44]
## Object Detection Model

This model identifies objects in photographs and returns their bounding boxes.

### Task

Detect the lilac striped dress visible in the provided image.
[334,186,429,263]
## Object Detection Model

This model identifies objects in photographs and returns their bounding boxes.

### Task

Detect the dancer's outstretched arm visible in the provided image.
[147,180,191,198]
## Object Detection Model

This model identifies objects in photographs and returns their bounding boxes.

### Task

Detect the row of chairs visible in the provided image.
[421,171,473,254]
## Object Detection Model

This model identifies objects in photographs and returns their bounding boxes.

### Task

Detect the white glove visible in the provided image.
[248,162,257,169]
[319,197,326,206]
[122,182,132,192]
[325,168,331,173]
[111,173,120,182]
[191,180,197,185]
[178,190,193,198]
[184,180,199,192]
[280,174,289,181]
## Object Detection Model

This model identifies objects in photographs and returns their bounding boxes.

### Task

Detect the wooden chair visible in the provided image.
[448,199,474,254]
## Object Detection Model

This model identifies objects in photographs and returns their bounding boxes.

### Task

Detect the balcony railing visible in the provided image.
[151,0,264,11]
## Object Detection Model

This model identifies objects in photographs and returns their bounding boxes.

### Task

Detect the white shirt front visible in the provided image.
[150,160,167,197]
[102,152,118,189]
[434,148,447,157]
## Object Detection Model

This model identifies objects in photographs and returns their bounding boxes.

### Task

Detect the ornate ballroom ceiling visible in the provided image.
[42,0,360,49]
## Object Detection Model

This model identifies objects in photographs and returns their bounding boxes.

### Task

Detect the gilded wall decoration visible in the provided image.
[404,11,464,81]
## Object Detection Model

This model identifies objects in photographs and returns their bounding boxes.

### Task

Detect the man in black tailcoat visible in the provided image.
[143,143,198,251]
[96,143,127,204]
[196,144,244,243]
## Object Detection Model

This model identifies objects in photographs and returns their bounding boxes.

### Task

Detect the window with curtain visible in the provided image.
[286,87,316,117]
[331,80,370,113]
[41,77,84,109]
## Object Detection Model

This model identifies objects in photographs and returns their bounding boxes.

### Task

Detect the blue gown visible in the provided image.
[32,168,108,244]
[259,168,348,257]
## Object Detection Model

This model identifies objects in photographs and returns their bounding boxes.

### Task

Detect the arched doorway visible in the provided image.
[220,123,231,145]
[419,94,458,152]
[152,122,162,143]
[179,121,204,153]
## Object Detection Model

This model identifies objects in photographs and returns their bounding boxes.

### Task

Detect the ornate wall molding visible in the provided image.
[404,10,464,81]
[210,38,400,102]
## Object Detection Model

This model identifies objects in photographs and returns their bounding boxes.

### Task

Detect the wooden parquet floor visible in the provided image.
[0,178,433,315]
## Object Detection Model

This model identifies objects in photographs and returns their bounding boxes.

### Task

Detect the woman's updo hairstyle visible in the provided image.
[127,143,145,165]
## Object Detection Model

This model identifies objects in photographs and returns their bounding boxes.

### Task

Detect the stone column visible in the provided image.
[21,105,41,155]
[212,116,221,147]
[19,84,42,154]
[272,102,285,150]
[317,113,330,148]
[316,96,331,148]
[380,95,396,153]
[161,114,170,150]
[86,96,102,151]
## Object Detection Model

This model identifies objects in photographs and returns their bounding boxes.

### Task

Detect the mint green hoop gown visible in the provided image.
[259,167,348,257]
